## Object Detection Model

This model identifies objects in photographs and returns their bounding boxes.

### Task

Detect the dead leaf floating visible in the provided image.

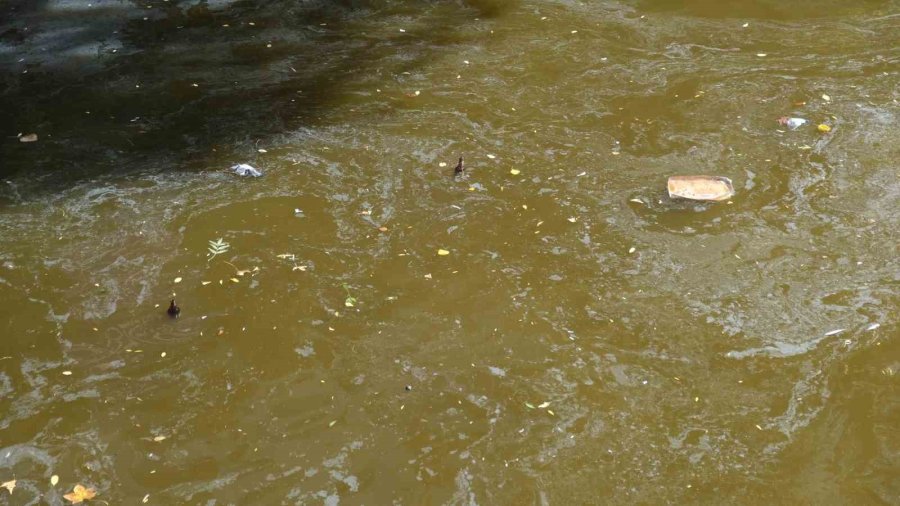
[437,249,450,256]
[19,133,38,143]
[63,484,97,504]
[1,480,15,494]
[51,475,59,486]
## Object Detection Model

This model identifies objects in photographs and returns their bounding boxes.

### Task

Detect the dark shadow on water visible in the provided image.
[0,0,516,196]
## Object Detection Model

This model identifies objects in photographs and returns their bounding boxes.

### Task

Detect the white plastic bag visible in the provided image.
[232,163,262,177]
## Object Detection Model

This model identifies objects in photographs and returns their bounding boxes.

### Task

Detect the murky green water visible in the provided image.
[1,0,898,504]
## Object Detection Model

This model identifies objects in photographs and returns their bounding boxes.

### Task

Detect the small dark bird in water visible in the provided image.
[167,299,180,318]
[453,156,464,176]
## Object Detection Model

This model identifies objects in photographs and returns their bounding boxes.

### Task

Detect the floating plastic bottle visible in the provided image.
[777,117,808,130]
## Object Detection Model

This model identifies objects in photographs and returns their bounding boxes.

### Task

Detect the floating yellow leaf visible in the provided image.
[378,226,388,232]
[63,484,97,504]
[510,169,520,175]
[817,124,831,133]
[230,278,240,283]
[1,480,15,494]
[51,475,59,486]
[437,249,450,256]
[153,435,166,442]
[201,281,211,285]
[173,277,182,283]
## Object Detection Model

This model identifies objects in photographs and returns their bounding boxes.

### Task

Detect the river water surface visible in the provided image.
[1,0,898,504]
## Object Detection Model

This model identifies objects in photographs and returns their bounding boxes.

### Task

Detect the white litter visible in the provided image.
[232,164,262,177]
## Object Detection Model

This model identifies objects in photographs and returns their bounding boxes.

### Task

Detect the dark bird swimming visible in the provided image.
[167,299,181,317]
[454,156,464,176]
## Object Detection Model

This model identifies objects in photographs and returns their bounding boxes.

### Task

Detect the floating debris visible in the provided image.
[231,163,262,177]
[207,238,230,260]
[18,133,38,143]
[667,175,734,201]
[824,328,846,336]
[778,117,808,130]
[63,484,97,504]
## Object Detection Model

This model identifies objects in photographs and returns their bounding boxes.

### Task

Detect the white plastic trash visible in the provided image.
[232,164,262,177]
[778,117,808,130]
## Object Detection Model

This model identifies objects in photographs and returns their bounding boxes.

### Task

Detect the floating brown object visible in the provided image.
[667,175,734,201]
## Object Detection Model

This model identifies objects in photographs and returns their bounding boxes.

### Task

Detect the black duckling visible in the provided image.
[453,156,464,176]
[167,299,180,318]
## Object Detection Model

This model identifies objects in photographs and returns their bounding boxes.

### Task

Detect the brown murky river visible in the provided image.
[1,0,898,503]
